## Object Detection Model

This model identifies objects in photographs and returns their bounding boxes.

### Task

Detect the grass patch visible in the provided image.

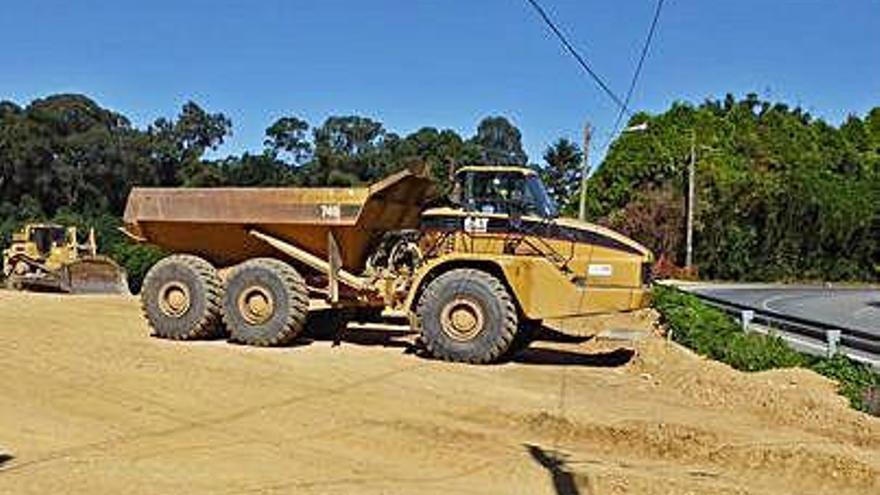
[652,285,880,415]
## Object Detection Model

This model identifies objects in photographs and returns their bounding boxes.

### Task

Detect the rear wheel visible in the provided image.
[141,254,223,340]
[415,268,518,364]
[222,258,308,346]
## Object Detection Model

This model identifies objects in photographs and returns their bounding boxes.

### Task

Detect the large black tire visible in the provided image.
[222,258,308,346]
[415,268,518,364]
[503,319,538,359]
[141,254,223,340]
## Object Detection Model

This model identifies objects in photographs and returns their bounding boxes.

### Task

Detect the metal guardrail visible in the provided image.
[686,290,880,369]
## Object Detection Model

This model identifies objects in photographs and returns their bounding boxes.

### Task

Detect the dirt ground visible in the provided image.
[0,290,878,494]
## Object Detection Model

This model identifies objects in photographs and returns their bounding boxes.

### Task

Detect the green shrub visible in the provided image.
[110,242,165,294]
[653,285,880,415]
[653,286,806,370]
[811,354,880,414]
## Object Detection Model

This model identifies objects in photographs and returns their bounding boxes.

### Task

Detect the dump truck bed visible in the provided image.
[123,169,436,271]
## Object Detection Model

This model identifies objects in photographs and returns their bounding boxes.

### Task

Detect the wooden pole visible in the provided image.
[578,123,592,221]
[685,129,695,268]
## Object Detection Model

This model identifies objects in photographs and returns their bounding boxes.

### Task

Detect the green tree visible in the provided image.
[0,94,158,215]
[148,101,231,186]
[589,94,880,281]
[389,127,480,191]
[264,116,311,164]
[308,115,388,185]
[470,116,528,165]
[220,153,297,186]
[539,138,582,214]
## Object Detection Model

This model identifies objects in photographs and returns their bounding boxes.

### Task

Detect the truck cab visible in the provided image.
[415,165,652,324]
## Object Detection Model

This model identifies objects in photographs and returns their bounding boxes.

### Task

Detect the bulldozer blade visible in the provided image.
[62,257,130,295]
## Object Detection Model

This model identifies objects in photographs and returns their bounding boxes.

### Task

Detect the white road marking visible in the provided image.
[760,293,812,312]
[853,306,879,320]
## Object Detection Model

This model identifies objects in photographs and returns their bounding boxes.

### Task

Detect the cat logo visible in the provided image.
[464,216,489,233]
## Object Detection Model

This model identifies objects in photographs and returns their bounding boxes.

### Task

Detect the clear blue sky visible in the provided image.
[1,0,877,164]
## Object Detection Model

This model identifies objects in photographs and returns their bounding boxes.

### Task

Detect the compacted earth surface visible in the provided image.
[0,290,878,494]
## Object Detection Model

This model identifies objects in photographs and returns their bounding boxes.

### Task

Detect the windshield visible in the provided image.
[462,171,558,218]
[526,175,558,218]
[30,227,68,255]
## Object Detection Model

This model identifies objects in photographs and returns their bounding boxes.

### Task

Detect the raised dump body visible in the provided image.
[123,169,436,271]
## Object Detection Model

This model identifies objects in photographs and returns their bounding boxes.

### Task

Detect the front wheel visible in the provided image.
[415,268,518,364]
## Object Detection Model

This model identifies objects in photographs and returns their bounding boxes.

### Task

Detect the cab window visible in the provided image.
[461,171,557,218]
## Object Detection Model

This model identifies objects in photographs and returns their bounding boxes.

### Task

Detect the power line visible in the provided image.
[524,0,630,116]
[602,0,665,151]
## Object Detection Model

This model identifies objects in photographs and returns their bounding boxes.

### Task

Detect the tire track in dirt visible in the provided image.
[222,455,508,495]
[1,362,424,475]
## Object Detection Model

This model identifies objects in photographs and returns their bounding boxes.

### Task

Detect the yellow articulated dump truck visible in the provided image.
[122,165,652,363]
[2,224,129,294]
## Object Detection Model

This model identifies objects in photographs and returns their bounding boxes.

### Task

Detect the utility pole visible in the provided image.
[578,123,592,221]
[621,121,695,267]
[685,129,695,269]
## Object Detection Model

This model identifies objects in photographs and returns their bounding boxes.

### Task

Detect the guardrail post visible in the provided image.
[826,330,841,358]
[740,310,754,333]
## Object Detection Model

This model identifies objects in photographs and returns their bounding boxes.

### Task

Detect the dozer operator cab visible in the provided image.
[453,166,558,218]
[25,224,72,256]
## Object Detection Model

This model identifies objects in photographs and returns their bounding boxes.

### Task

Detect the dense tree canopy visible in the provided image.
[588,94,880,281]
[1,92,876,286]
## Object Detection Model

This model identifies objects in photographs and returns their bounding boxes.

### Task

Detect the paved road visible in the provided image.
[688,285,880,337]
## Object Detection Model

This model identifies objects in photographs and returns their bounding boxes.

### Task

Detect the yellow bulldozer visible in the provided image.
[2,223,129,294]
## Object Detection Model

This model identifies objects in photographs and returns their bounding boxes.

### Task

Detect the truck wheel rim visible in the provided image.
[238,285,275,325]
[440,297,484,342]
[158,282,191,318]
